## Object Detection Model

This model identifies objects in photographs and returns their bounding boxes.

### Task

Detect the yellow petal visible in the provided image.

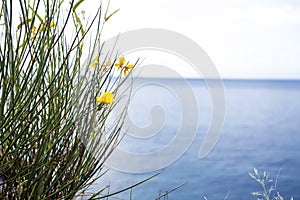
[39,24,44,31]
[123,69,128,76]
[118,56,126,65]
[90,56,99,67]
[101,92,114,104]
[96,96,102,103]
[96,92,114,104]
[50,22,56,27]
[114,63,121,69]
[32,26,37,34]
[90,61,99,67]
[106,60,112,66]
[126,64,134,69]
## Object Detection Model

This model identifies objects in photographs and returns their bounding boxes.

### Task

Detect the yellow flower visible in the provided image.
[123,64,134,75]
[90,56,99,67]
[50,22,56,28]
[102,60,112,73]
[114,56,126,69]
[96,92,114,105]
[106,60,112,66]
[39,24,44,31]
[32,26,37,34]
[39,22,55,31]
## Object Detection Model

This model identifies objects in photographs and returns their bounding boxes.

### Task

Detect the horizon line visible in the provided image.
[130,76,300,82]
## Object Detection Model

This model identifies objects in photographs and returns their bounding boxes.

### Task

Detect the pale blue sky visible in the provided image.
[90,0,300,79]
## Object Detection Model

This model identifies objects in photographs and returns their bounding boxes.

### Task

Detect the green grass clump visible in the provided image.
[0,0,138,199]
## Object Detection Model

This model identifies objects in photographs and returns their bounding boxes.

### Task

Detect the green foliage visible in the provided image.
[0,0,133,199]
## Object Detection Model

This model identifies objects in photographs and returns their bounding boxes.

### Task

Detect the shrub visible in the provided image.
[0,0,137,199]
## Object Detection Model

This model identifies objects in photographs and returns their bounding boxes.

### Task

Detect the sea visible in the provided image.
[95,79,300,200]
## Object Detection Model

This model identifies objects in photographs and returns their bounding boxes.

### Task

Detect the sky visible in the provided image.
[86,0,300,79]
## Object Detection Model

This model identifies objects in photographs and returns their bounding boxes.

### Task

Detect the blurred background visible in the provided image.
[80,0,300,199]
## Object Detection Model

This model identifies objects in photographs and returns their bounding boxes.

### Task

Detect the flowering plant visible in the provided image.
[0,0,142,199]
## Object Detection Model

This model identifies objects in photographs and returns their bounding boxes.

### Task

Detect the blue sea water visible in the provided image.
[98,79,300,199]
